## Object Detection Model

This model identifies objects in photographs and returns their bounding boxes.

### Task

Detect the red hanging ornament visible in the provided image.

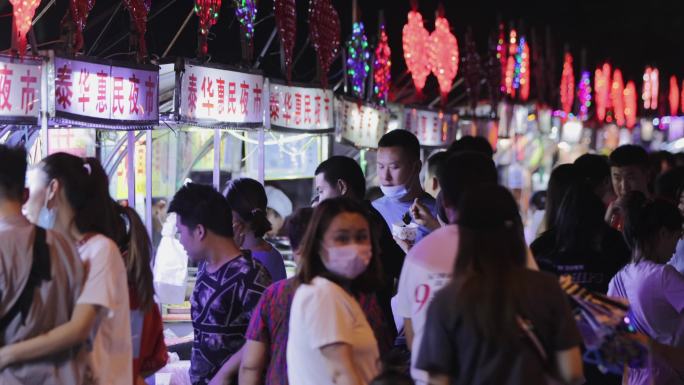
[402,10,430,95]
[194,0,222,57]
[594,63,611,122]
[611,69,625,126]
[67,0,96,52]
[624,81,637,129]
[274,0,296,82]
[642,66,659,110]
[559,52,574,116]
[122,0,151,61]
[308,0,341,87]
[519,39,530,102]
[10,0,41,57]
[681,80,684,115]
[669,75,679,116]
[504,29,517,97]
[373,24,391,104]
[428,16,459,103]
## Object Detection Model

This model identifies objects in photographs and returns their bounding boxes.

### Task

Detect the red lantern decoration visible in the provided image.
[67,0,96,52]
[594,63,611,122]
[669,76,679,116]
[560,53,574,116]
[642,66,659,110]
[519,40,530,101]
[611,69,625,126]
[373,24,391,104]
[274,0,296,82]
[624,81,637,129]
[308,0,341,87]
[428,16,459,103]
[504,29,517,96]
[194,0,222,57]
[10,0,41,57]
[123,0,151,61]
[402,10,430,94]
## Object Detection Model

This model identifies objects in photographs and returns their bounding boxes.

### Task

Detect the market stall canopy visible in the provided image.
[268,80,334,133]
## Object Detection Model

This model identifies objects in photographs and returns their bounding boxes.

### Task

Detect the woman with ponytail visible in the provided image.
[608,192,684,385]
[0,153,132,385]
[225,178,286,281]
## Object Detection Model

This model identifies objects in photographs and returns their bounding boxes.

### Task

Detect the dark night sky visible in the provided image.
[1,0,683,103]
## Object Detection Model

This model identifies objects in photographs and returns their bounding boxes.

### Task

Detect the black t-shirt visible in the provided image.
[415,269,581,385]
[530,226,630,294]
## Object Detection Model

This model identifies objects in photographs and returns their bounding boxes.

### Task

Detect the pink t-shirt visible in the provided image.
[77,234,132,385]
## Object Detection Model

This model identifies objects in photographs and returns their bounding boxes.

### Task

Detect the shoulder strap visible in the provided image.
[0,227,52,331]
[517,315,548,363]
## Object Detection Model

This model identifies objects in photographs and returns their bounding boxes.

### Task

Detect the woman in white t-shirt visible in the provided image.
[0,153,132,385]
[287,197,383,385]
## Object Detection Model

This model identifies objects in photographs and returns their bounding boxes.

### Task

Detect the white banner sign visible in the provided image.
[404,108,457,147]
[180,64,264,125]
[0,57,41,123]
[336,97,389,149]
[269,83,334,130]
[54,57,158,124]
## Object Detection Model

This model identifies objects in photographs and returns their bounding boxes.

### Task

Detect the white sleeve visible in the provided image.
[393,256,414,319]
[294,282,356,349]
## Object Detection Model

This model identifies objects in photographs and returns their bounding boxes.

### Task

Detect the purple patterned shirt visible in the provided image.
[245,278,393,385]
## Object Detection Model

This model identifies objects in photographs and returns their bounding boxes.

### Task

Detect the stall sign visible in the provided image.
[403,107,458,147]
[53,57,159,125]
[0,56,41,124]
[180,64,263,125]
[336,97,389,149]
[269,83,333,130]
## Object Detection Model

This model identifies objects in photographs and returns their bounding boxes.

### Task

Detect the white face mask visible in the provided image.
[322,244,372,280]
[36,196,56,229]
[379,184,407,200]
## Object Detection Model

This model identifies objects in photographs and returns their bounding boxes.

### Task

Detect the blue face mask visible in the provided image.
[36,200,56,229]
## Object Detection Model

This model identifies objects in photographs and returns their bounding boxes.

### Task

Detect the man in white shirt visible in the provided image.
[394,151,538,384]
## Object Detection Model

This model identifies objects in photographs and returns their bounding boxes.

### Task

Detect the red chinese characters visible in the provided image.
[188,74,198,114]
[201,76,215,115]
[314,95,321,125]
[56,64,73,109]
[128,74,140,115]
[145,76,155,116]
[303,94,312,124]
[227,82,237,114]
[282,92,293,124]
[239,81,249,115]
[96,70,108,113]
[270,91,280,120]
[216,79,225,114]
[252,83,262,115]
[77,68,90,112]
[20,69,37,114]
[112,76,124,115]
[0,65,13,111]
[294,92,302,125]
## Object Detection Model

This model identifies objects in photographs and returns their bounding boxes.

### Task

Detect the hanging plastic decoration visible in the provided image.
[594,63,611,122]
[624,81,637,129]
[122,0,152,61]
[402,10,430,94]
[486,31,502,109]
[234,0,257,45]
[274,0,296,82]
[497,23,507,93]
[504,29,517,96]
[345,22,371,98]
[642,66,659,110]
[577,71,592,121]
[9,0,41,56]
[67,0,96,52]
[428,15,459,103]
[669,76,679,116]
[373,24,391,104]
[462,30,481,110]
[518,37,530,101]
[611,69,625,126]
[194,0,222,57]
[559,53,574,116]
[308,0,341,87]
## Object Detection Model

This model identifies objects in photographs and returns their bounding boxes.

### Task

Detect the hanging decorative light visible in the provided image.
[504,29,517,96]
[669,76,679,116]
[402,10,430,94]
[194,0,222,56]
[67,0,96,52]
[681,80,684,115]
[594,63,611,122]
[345,22,371,98]
[122,0,152,61]
[9,0,41,56]
[577,71,592,121]
[308,0,341,87]
[559,52,574,116]
[518,37,530,101]
[463,29,481,110]
[624,81,637,129]
[497,23,507,93]
[274,0,296,82]
[373,24,391,104]
[428,15,459,103]
[642,66,659,110]
[234,0,257,45]
[611,69,625,126]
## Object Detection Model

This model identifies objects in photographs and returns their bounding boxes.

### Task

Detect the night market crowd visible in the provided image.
[0,130,683,385]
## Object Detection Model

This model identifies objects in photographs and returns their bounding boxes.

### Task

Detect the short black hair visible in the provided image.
[378,130,420,160]
[574,153,610,190]
[0,145,27,201]
[609,145,649,168]
[285,207,314,251]
[427,151,448,177]
[315,156,366,200]
[438,151,498,208]
[448,135,494,158]
[168,183,233,237]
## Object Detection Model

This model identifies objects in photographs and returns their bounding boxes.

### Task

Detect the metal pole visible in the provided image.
[32,0,57,26]
[40,56,49,159]
[127,131,136,208]
[253,28,278,69]
[428,78,464,108]
[145,129,153,239]
[87,2,122,56]
[162,9,195,58]
[258,79,270,184]
[213,128,220,190]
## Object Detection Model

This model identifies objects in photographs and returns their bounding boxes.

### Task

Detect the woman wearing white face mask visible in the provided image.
[286,197,383,385]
